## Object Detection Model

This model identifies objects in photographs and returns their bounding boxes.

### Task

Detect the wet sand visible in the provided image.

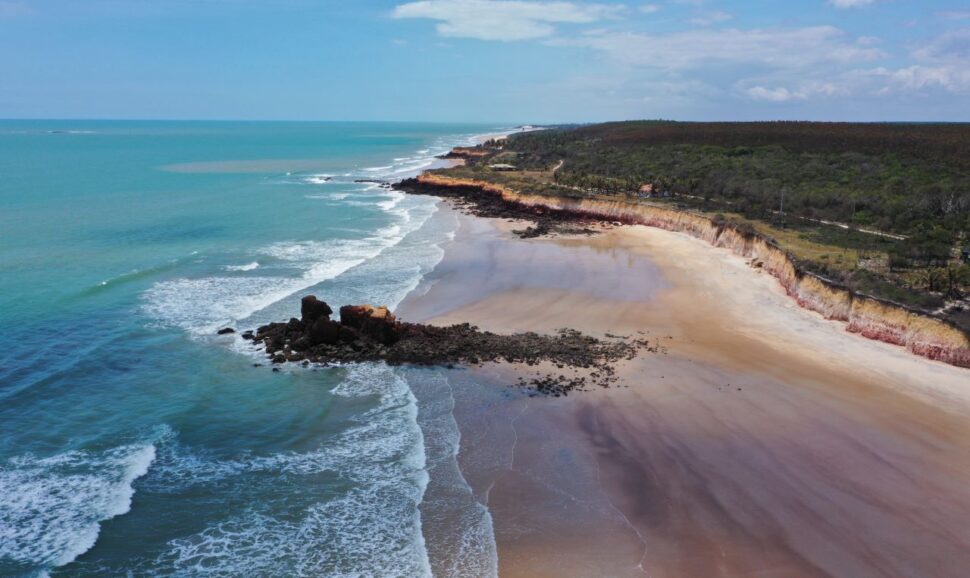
[397,206,970,578]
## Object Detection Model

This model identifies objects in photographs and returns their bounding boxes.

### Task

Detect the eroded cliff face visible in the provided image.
[408,174,970,369]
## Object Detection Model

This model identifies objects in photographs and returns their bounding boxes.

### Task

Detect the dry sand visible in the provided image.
[397,206,970,578]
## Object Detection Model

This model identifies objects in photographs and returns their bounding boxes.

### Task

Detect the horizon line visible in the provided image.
[2,118,969,125]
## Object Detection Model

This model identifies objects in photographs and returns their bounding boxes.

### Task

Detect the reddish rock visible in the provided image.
[340,304,400,345]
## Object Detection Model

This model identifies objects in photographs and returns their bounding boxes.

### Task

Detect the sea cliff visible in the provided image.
[398,174,970,369]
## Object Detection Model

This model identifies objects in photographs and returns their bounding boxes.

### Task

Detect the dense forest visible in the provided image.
[444,122,970,326]
[506,122,970,238]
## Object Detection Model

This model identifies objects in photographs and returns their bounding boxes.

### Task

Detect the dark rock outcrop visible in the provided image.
[394,177,598,238]
[308,318,343,346]
[248,296,663,394]
[301,295,334,326]
[217,327,236,335]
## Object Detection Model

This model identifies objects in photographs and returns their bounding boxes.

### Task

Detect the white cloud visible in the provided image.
[554,26,886,70]
[640,4,661,14]
[828,0,875,8]
[689,10,732,26]
[744,86,801,102]
[391,0,621,41]
[868,65,970,93]
[912,28,970,62]
[740,81,843,102]
[738,64,970,104]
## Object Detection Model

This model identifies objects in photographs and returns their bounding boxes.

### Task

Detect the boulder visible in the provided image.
[217,327,236,335]
[340,304,394,327]
[301,295,333,325]
[340,304,400,345]
[308,317,342,346]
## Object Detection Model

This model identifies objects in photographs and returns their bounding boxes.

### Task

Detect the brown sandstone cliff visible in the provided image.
[403,174,970,369]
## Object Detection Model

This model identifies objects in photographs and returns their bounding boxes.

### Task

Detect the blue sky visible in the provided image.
[1,0,967,122]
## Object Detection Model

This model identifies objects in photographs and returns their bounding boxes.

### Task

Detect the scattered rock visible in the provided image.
[217,327,236,335]
[395,178,601,239]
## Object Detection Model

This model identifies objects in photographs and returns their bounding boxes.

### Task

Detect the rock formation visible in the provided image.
[241,296,661,395]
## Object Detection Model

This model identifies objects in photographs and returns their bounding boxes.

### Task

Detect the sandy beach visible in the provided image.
[398,205,970,578]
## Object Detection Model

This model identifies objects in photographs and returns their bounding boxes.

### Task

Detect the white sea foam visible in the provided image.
[143,221,416,334]
[303,174,332,185]
[305,191,351,201]
[148,365,433,577]
[377,190,407,211]
[408,370,498,578]
[224,261,259,272]
[0,433,160,574]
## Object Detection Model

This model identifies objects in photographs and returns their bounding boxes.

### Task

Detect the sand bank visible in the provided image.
[398,206,970,578]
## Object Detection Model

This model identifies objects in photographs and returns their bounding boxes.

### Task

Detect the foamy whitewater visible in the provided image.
[0,121,505,577]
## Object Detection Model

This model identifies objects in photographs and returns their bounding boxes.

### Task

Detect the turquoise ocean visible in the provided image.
[0,121,503,577]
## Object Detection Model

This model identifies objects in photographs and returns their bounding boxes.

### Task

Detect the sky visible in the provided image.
[1,0,967,122]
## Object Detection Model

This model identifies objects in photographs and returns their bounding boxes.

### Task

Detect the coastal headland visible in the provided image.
[397,121,970,370]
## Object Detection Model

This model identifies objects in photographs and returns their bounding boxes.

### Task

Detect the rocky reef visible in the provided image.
[395,174,970,369]
[396,175,600,238]
[239,296,660,395]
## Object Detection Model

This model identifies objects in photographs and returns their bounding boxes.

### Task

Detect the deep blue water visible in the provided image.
[0,121,500,577]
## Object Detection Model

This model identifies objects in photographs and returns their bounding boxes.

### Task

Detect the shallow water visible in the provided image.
[0,121,501,577]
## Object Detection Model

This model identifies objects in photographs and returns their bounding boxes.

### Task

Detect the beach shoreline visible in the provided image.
[396,173,970,369]
[397,202,970,577]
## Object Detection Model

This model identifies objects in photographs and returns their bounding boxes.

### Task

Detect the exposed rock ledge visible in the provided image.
[239,296,661,396]
[395,174,970,369]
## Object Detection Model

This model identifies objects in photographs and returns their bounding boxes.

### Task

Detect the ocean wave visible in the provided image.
[377,190,407,211]
[143,228,410,335]
[142,190,443,335]
[146,365,432,577]
[0,429,164,575]
[407,369,498,578]
[302,174,332,185]
[224,261,259,272]
[304,191,351,201]
[81,254,195,295]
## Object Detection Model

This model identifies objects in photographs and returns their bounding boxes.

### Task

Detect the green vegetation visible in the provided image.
[435,121,970,326]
